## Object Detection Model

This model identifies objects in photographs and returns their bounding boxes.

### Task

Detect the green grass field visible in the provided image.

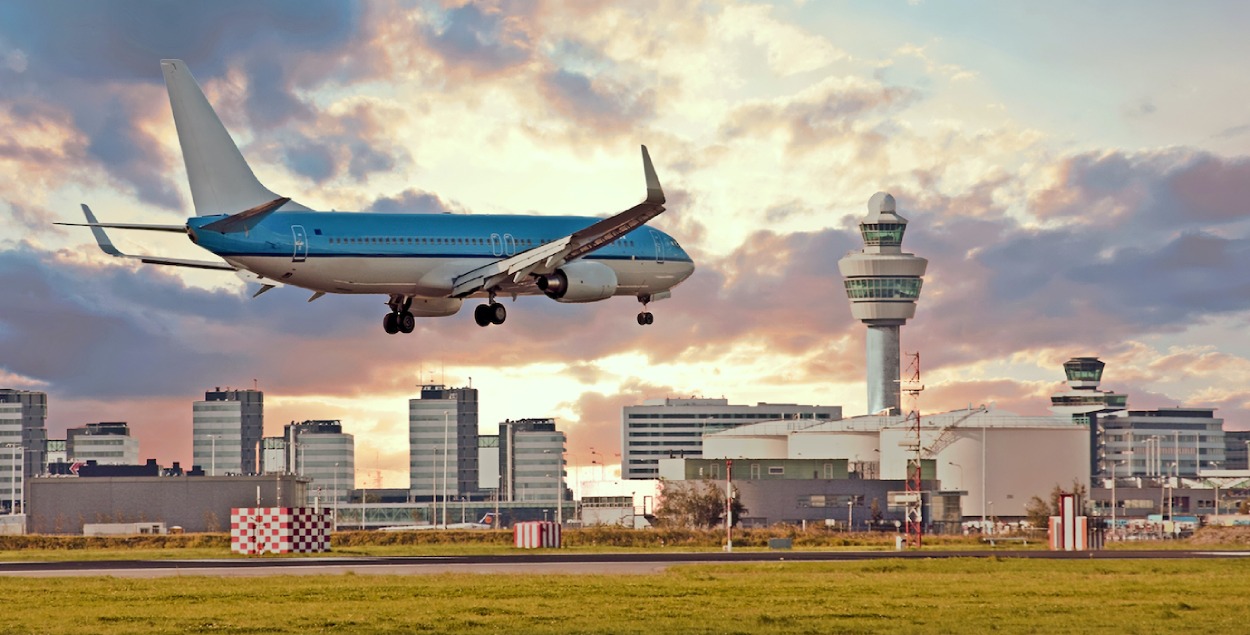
[2,558,1246,634]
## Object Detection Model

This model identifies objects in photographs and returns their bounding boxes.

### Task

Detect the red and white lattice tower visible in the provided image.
[901,352,924,548]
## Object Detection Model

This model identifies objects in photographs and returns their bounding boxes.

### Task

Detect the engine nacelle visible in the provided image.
[535,261,618,303]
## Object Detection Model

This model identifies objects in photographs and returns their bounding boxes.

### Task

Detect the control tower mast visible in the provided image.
[838,192,928,415]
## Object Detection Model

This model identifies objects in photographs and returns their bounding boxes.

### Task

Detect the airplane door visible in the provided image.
[292,225,308,262]
[652,232,666,264]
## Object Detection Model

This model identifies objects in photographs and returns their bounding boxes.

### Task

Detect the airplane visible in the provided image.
[380,512,498,531]
[59,60,695,334]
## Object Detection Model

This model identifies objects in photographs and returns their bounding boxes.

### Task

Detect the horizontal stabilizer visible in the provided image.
[200,197,290,234]
[54,221,186,233]
[76,204,236,271]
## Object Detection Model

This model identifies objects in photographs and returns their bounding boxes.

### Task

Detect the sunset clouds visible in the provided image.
[2,2,1249,487]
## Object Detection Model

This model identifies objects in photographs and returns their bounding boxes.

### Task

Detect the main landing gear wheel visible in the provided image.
[636,311,654,326]
[383,312,400,334]
[475,302,507,327]
[383,295,416,335]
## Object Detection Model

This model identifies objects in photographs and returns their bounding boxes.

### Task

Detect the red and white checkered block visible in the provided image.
[513,521,561,548]
[231,507,332,555]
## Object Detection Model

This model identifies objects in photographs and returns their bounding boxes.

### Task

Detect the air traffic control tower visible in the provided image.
[838,192,928,415]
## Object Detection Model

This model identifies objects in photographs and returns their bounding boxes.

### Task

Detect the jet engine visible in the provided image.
[535,261,618,303]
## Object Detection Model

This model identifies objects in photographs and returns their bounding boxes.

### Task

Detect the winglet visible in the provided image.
[81,204,124,257]
[642,145,664,205]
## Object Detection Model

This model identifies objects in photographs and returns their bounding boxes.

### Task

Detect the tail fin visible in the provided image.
[160,59,308,216]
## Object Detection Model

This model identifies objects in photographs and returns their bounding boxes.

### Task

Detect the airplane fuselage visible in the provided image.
[187,211,695,298]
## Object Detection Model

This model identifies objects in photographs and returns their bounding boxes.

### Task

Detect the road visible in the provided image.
[3,549,1247,578]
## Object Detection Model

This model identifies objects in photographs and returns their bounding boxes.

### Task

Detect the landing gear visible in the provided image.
[637,293,655,326]
[384,295,416,335]
[474,301,506,327]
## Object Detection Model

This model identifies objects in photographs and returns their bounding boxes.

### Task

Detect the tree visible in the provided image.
[1024,480,1090,529]
[653,478,747,529]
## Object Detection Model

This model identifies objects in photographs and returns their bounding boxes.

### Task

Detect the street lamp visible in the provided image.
[208,434,221,476]
[948,461,963,490]
[847,498,854,532]
[544,448,563,526]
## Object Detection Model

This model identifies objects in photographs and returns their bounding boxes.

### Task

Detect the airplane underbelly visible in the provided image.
[232,256,448,295]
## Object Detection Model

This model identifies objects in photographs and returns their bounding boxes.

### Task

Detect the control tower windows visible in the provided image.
[860,223,906,246]
[843,277,923,300]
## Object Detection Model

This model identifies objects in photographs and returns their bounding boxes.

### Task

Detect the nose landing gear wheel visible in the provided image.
[637,311,654,325]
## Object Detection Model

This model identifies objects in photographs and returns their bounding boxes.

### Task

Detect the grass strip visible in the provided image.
[1,558,1246,634]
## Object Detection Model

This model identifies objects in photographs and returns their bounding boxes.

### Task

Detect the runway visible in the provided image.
[2,549,1247,578]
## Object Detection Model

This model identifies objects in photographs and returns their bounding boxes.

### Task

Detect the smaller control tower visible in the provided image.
[838,192,928,415]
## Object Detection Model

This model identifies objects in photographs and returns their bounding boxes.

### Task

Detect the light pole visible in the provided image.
[332,461,338,529]
[208,434,221,476]
[948,461,963,490]
[847,498,854,532]
[442,410,449,528]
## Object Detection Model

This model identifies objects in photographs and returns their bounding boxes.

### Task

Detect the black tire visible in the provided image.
[399,312,416,333]
[383,312,400,334]
[637,313,647,326]
[644,312,654,325]
[489,303,507,325]
[474,304,492,327]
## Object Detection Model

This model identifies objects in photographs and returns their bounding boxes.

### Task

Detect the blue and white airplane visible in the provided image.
[61,60,695,334]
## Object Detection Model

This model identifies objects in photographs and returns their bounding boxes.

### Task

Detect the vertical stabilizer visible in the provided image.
[160,59,308,216]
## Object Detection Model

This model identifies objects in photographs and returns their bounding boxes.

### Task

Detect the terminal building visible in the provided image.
[621,398,842,480]
[65,422,140,466]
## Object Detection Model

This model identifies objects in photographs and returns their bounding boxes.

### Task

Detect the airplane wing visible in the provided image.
[77,204,237,271]
[450,145,665,298]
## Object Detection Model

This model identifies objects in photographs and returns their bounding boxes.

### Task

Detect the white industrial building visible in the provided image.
[68,423,140,466]
[699,408,1089,520]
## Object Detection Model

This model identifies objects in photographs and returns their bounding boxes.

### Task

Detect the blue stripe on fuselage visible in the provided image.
[186,211,694,263]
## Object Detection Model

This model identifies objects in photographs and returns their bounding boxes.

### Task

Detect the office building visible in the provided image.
[499,418,566,506]
[192,388,263,476]
[1099,409,1225,479]
[0,389,47,514]
[409,384,478,501]
[1226,430,1250,470]
[66,422,139,465]
[621,397,842,479]
[285,420,354,504]
[837,192,928,415]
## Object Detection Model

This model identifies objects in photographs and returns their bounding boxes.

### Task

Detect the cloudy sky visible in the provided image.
[3,1,1250,488]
